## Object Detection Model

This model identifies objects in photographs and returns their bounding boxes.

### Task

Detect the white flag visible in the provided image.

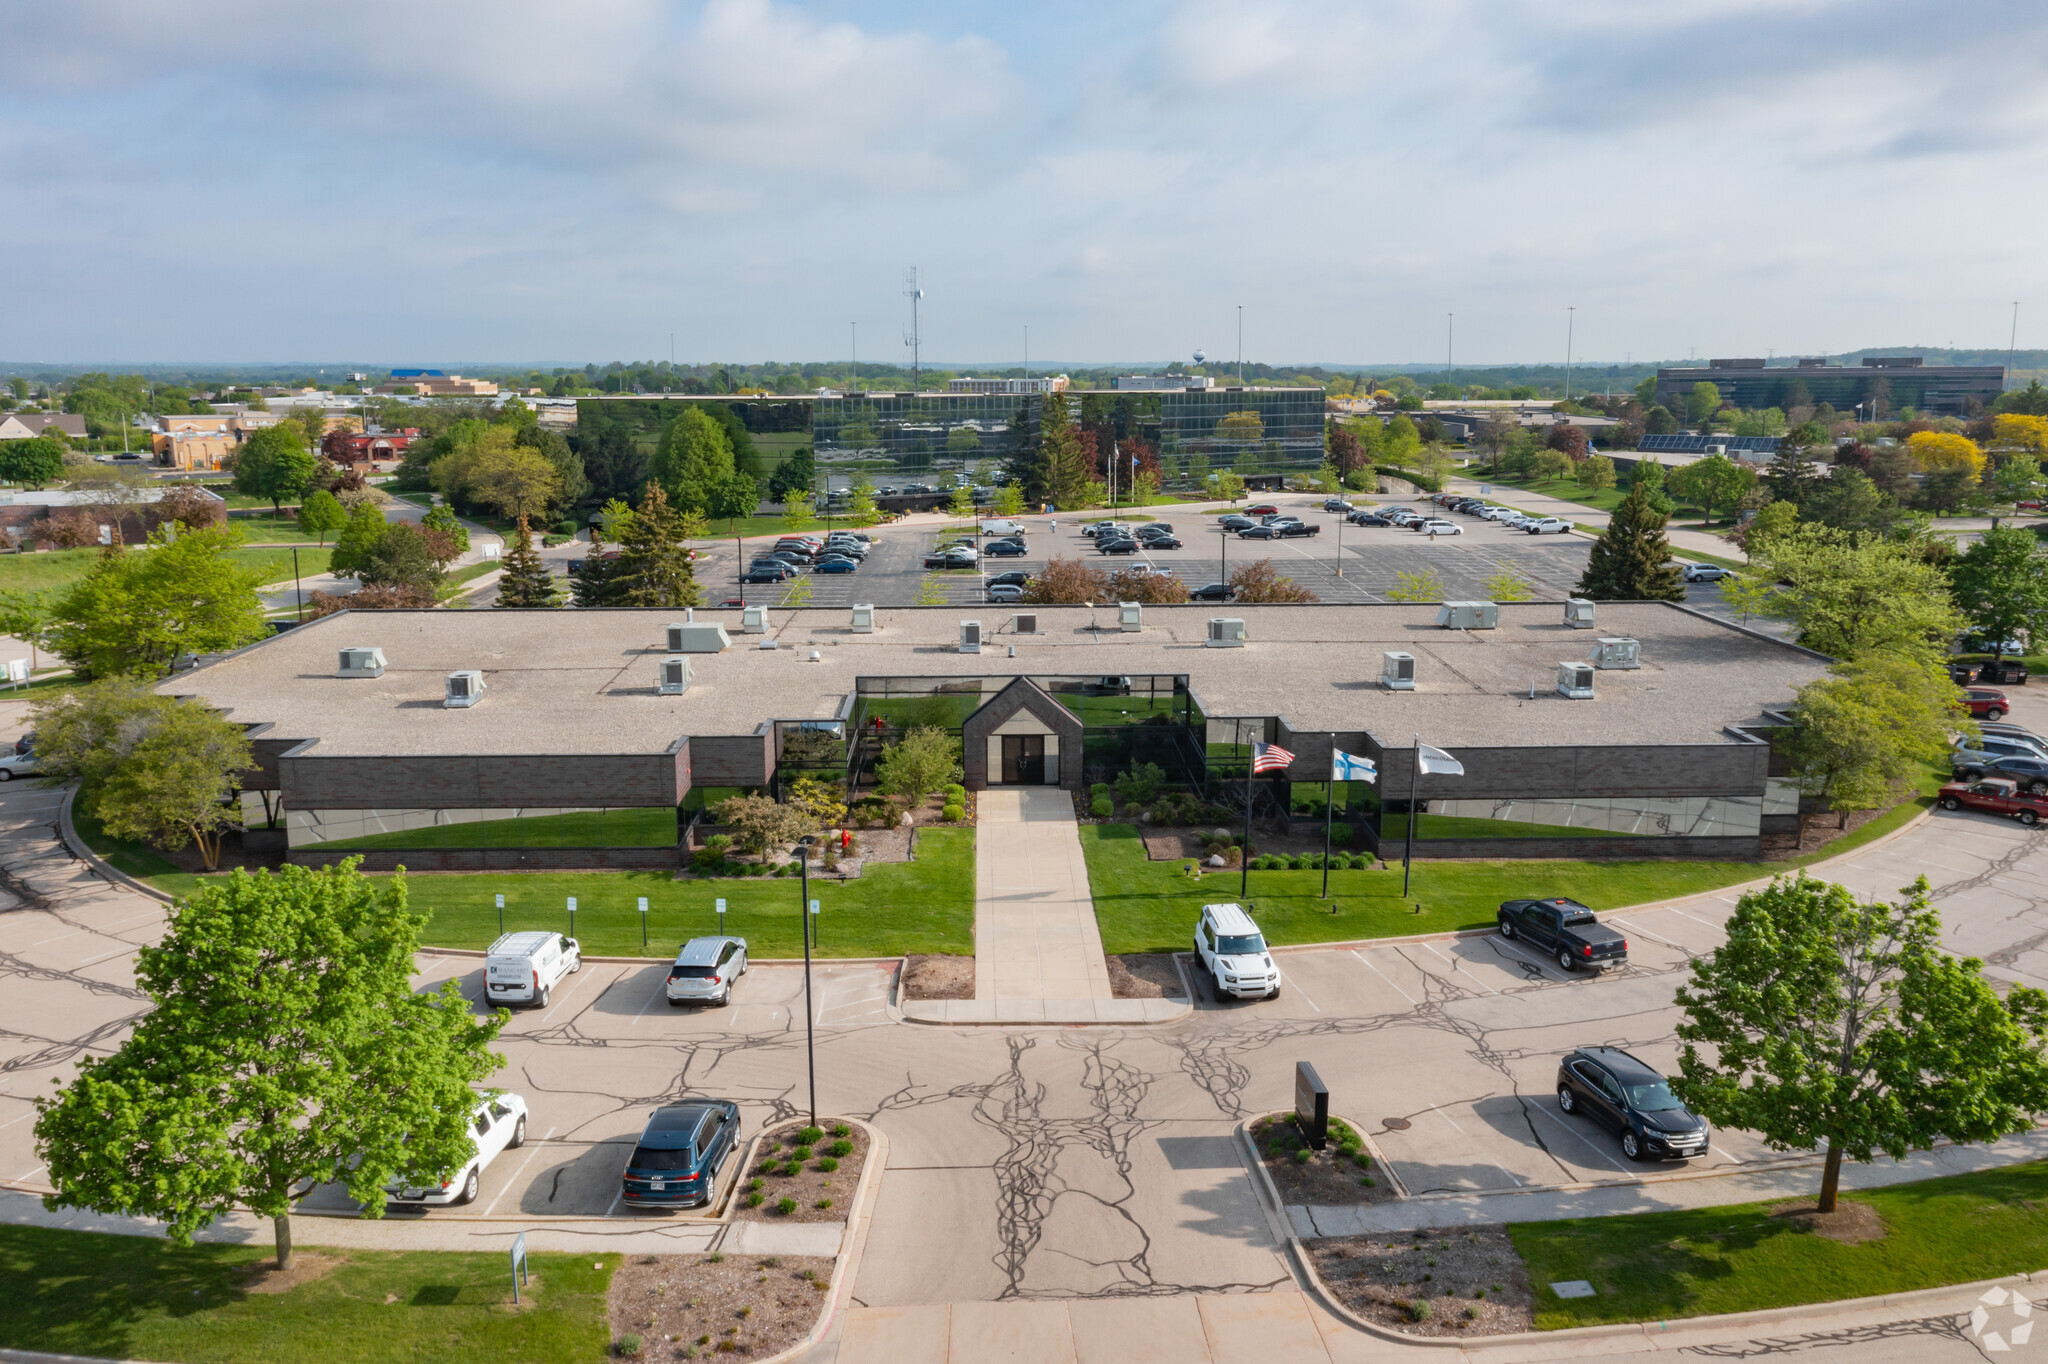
[1416,743,1464,776]
[1332,749,1378,783]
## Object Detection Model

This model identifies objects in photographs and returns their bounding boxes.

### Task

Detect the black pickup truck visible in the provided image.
[1497,897,1629,974]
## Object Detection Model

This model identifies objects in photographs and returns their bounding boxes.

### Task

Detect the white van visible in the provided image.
[485,930,582,1008]
[980,519,1026,538]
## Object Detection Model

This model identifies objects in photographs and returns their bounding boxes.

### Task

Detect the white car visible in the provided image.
[1680,563,1736,582]
[386,1092,529,1206]
[0,751,42,782]
[1525,517,1571,534]
[484,930,582,1008]
[1193,902,1281,1001]
[1482,506,1520,522]
[1415,518,1462,535]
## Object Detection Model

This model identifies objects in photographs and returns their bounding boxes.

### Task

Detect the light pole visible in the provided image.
[1237,305,1244,388]
[797,834,817,1127]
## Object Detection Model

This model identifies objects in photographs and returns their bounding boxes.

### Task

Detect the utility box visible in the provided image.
[1013,612,1038,635]
[666,622,730,653]
[336,646,386,678]
[1437,600,1499,630]
[1206,617,1247,648]
[1564,598,1596,629]
[960,620,983,654]
[850,604,876,634]
[1593,636,1641,670]
[444,670,485,708]
[657,656,693,695]
[740,604,769,634]
[1381,651,1416,690]
[1556,661,1596,700]
[1118,601,1142,633]
[1294,1062,1330,1150]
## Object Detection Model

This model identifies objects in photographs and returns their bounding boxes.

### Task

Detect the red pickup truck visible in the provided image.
[1939,778,2048,826]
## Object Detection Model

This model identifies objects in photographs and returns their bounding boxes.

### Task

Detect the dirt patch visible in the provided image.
[238,1251,344,1295]
[901,954,973,1001]
[1252,1113,1397,1207]
[1759,789,1915,858]
[736,1119,870,1224]
[1143,832,1199,861]
[608,1252,834,1359]
[1108,953,1186,999]
[1769,1198,1887,1245]
[1307,1225,1535,1338]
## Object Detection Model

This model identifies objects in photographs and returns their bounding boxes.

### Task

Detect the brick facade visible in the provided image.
[960,678,1085,792]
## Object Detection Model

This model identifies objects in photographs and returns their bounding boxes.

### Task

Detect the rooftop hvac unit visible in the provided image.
[850,604,876,634]
[1118,601,1142,633]
[1381,651,1416,690]
[1556,662,1596,700]
[1206,617,1247,648]
[444,669,485,708]
[1013,612,1038,635]
[1563,598,1596,629]
[740,604,769,634]
[1436,600,1499,630]
[336,646,386,678]
[960,620,983,653]
[665,622,730,653]
[1593,636,1641,670]
[658,655,693,695]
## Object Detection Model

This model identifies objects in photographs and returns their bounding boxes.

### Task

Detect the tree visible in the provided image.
[1993,415,2048,459]
[1687,381,1722,424]
[1723,497,1800,558]
[1798,467,1903,537]
[713,793,815,854]
[495,516,560,609]
[1037,394,1091,510]
[514,423,588,513]
[0,434,67,489]
[358,521,442,591]
[1763,442,1820,508]
[1575,484,1684,602]
[466,444,561,523]
[1386,567,1445,603]
[849,478,883,527]
[613,482,700,609]
[0,589,53,668]
[296,488,346,545]
[32,676,178,792]
[1633,375,1659,407]
[288,405,326,452]
[1106,569,1191,604]
[1205,470,1247,503]
[767,446,816,504]
[232,425,317,513]
[875,726,961,806]
[46,526,268,680]
[88,697,253,870]
[1949,525,2048,660]
[1022,557,1110,604]
[34,862,507,1268]
[1777,653,1963,830]
[1996,379,2048,416]
[1484,570,1533,603]
[1990,454,2045,520]
[1673,873,2048,1214]
[1745,525,1965,662]
[328,503,390,579]
[947,484,975,519]
[1644,405,1680,436]
[1668,453,1755,522]
[1905,430,1985,478]
[652,407,735,514]
[1229,559,1317,603]
[1531,448,1573,482]
[1546,423,1590,460]
[780,490,815,534]
[1575,454,1616,492]
[420,503,471,555]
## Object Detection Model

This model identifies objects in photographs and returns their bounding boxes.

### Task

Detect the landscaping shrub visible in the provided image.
[816,1156,839,1172]
[797,1126,824,1143]
[1090,782,1113,804]
[827,1139,853,1157]
[616,1332,644,1357]
[776,1197,798,1215]
[1331,820,1353,845]
[1113,762,1165,808]
[942,783,967,803]
[941,802,965,823]
[1090,795,1113,818]
[556,519,578,536]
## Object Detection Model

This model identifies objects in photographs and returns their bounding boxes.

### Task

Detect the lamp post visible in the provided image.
[796,834,817,1126]
[1240,720,1255,901]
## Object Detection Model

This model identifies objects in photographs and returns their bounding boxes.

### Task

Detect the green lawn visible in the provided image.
[0,545,337,596]
[223,512,334,545]
[1511,1160,2048,1329]
[0,1223,610,1364]
[69,802,212,901]
[236,545,333,586]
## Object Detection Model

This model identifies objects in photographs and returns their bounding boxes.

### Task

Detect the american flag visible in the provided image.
[1251,741,1295,773]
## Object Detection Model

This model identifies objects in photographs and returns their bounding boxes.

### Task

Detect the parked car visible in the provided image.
[1098,536,1142,554]
[385,1092,529,1206]
[986,582,1026,603]
[1555,1046,1710,1162]
[1680,563,1736,582]
[814,557,859,574]
[1082,521,1127,539]
[983,538,1029,557]
[1481,506,1520,522]
[1939,778,2048,826]
[0,750,41,782]
[1525,517,1572,534]
[1954,754,2048,793]
[1413,519,1461,535]
[1245,504,1280,517]
[1236,524,1279,540]
[1503,514,1536,530]
[620,1099,743,1209]
[924,548,979,569]
[14,731,35,756]
[485,930,582,1007]
[986,570,1031,589]
[1348,511,1392,527]
[1962,632,2028,657]
[666,936,749,1007]
[979,518,1027,538]
[1139,534,1183,549]
[1322,498,1353,512]
[1954,733,2048,765]
[1218,515,1255,531]
[1083,675,1133,695]
[1495,897,1628,974]
[1271,521,1319,537]
[1191,582,1236,601]
[1980,721,2047,745]
[1193,902,1280,1000]
[740,566,794,584]
[1967,687,2012,720]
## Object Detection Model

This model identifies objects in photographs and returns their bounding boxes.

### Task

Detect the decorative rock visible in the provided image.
[900,813,915,828]
[1211,827,1231,841]
[1207,853,1227,868]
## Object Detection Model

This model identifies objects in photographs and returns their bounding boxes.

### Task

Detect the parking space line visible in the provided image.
[633,976,669,1021]
[1664,907,1723,930]
[1526,1101,1633,1174]
[484,1125,559,1215]
[1418,941,1500,995]
[1427,1103,1524,1188]
[1351,949,1415,1004]
[1604,916,1685,949]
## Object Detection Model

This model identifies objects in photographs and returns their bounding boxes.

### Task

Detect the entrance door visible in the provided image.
[1001,734,1047,785]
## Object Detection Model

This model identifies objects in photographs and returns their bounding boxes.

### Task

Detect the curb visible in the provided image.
[56,784,175,907]
[417,946,906,967]
[749,1116,889,1364]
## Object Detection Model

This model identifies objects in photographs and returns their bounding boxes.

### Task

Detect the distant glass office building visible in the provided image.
[811,391,1039,486]
[1653,357,2004,417]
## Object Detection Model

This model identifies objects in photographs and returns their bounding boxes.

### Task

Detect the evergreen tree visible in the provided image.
[495,515,561,608]
[1575,483,1684,601]
[1038,393,1091,510]
[613,482,701,608]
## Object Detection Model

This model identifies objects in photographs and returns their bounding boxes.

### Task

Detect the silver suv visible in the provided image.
[666,935,749,1007]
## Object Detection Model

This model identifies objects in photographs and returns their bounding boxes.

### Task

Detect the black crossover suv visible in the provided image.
[1555,1045,1710,1161]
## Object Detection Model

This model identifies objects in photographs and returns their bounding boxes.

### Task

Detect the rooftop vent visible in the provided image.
[667,622,730,653]
[444,669,485,708]
[1563,598,1596,629]
[1593,636,1641,670]
[1014,612,1038,635]
[960,620,983,654]
[1118,601,1142,633]
[658,656,693,695]
[1382,651,1416,690]
[1437,600,1499,630]
[1206,617,1247,648]
[337,646,386,678]
[1556,662,1595,700]
[741,604,769,634]
[850,604,876,634]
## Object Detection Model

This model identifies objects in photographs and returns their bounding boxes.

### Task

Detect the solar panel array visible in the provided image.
[1637,434,1782,455]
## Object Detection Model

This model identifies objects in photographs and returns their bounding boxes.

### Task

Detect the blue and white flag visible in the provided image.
[1331,749,1378,783]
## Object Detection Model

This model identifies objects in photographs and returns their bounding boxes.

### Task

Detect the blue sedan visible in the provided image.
[815,557,860,574]
[621,1099,742,1209]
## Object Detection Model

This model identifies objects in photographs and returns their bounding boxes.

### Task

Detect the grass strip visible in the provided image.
[0,1223,611,1364]
[1510,1159,2048,1329]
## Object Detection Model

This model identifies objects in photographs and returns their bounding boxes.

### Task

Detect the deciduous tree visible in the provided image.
[86,696,253,870]
[652,407,736,514]
[232,425,317,514]
[466,444,561,523]
[1229,559,1317,603]
[46,527,268,679]
[296,488,345,545]
[875,726,961,806]
[1021,556,1110,604]
[1744,525,1965,662]
[0,434,66,489]
[1949,524,2048,660]
[1906,430,1985,478]
[1777,652,1964,830]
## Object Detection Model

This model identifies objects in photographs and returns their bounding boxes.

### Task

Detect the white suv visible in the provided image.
[1193,903,1281,1000]
[385,1092,529,1206]
[485,930,582,1008]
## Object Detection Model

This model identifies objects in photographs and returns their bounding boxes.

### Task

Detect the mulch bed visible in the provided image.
[1141,826,1376,863]
[1108,953,1186,999]
[735,1119,870,1225]
[1759,798,1902,858]
[1769,1197,1887,1244]
[608,1252,835,1359]
[1250,1113,1397,1207]
[901,954,974,1000]
[1306,1226,1535,1338]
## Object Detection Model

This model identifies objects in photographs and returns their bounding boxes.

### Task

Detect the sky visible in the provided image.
[3,0,2046,368]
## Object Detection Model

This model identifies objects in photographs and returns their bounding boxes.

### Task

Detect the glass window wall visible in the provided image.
[288,807,677,851]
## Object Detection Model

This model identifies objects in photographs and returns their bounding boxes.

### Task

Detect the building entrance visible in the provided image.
[1001,734,1048,785]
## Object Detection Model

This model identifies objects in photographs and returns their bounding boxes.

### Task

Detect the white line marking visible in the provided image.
[605,1188,622,1217]
[1429,1102,1467,1134]
[1419,941,1500,994]
[633,975,668,1021]
[1351,949,1416,1004]
[1605,916,1684,949]
[1527,1102,1632,1174]
[483,1125,558,1215]
[1665,907,1722,929]
[1285,975,1321,1013]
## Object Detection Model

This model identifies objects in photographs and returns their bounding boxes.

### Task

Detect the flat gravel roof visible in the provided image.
[164,603,1825,756]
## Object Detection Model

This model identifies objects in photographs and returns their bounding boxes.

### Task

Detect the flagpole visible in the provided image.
[1241,721,1254,901]
[1402,733,1420,898]
[1321,737,1335,900]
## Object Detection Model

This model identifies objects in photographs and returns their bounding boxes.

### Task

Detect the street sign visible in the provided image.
[566,896,577,939]
[494,893,505,935]
[1294,1061,1330,1150]
[510,1231,529,1303]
